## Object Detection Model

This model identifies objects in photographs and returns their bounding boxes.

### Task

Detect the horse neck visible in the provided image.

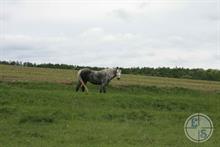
[108,69,116,80]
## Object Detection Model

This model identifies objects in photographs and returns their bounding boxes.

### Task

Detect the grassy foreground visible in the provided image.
[0,64,220,147]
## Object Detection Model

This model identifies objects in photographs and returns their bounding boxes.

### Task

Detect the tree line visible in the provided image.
[1,60,220,81]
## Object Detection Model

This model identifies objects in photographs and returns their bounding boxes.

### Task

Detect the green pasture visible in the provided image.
[0,64,219,147]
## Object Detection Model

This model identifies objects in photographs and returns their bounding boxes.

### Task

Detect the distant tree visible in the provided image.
[1,60,220,81]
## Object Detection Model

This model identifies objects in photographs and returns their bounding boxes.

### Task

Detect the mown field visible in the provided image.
[0,64,220,147]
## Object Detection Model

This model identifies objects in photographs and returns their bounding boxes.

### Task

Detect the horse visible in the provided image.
[75,67,121,93]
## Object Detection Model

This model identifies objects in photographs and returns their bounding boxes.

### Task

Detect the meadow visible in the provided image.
[0,64,219,147]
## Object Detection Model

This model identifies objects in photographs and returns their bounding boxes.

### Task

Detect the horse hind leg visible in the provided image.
[81,81,87,92]
[75,81,81,92]
[82,86,85,92]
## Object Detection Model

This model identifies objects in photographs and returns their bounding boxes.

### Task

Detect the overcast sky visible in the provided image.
[0,0,219,68]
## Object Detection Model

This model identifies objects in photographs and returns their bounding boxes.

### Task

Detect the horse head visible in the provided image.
[116,67,121,80]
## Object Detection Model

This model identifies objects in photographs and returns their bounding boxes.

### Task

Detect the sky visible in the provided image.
[0,0,219,68]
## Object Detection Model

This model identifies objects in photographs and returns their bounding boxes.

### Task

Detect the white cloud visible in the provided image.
[0,0,219,68]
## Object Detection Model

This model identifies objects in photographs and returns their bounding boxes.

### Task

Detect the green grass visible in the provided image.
[0,65,220,147]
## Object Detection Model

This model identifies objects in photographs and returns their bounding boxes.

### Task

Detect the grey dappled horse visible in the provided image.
[75,67,121,93]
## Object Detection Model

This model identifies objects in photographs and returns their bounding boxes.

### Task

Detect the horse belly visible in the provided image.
[88,72,103,85]
[89,80,101,85]
[88,76,102,85]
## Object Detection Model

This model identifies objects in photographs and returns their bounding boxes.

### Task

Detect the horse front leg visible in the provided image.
[99,85,103,93]
[103,86,106,93]
[100,82,107,93]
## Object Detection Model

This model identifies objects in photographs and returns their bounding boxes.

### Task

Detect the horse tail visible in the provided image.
[77,69,89,93]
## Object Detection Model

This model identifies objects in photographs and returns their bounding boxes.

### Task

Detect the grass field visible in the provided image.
[0,64,220,147]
